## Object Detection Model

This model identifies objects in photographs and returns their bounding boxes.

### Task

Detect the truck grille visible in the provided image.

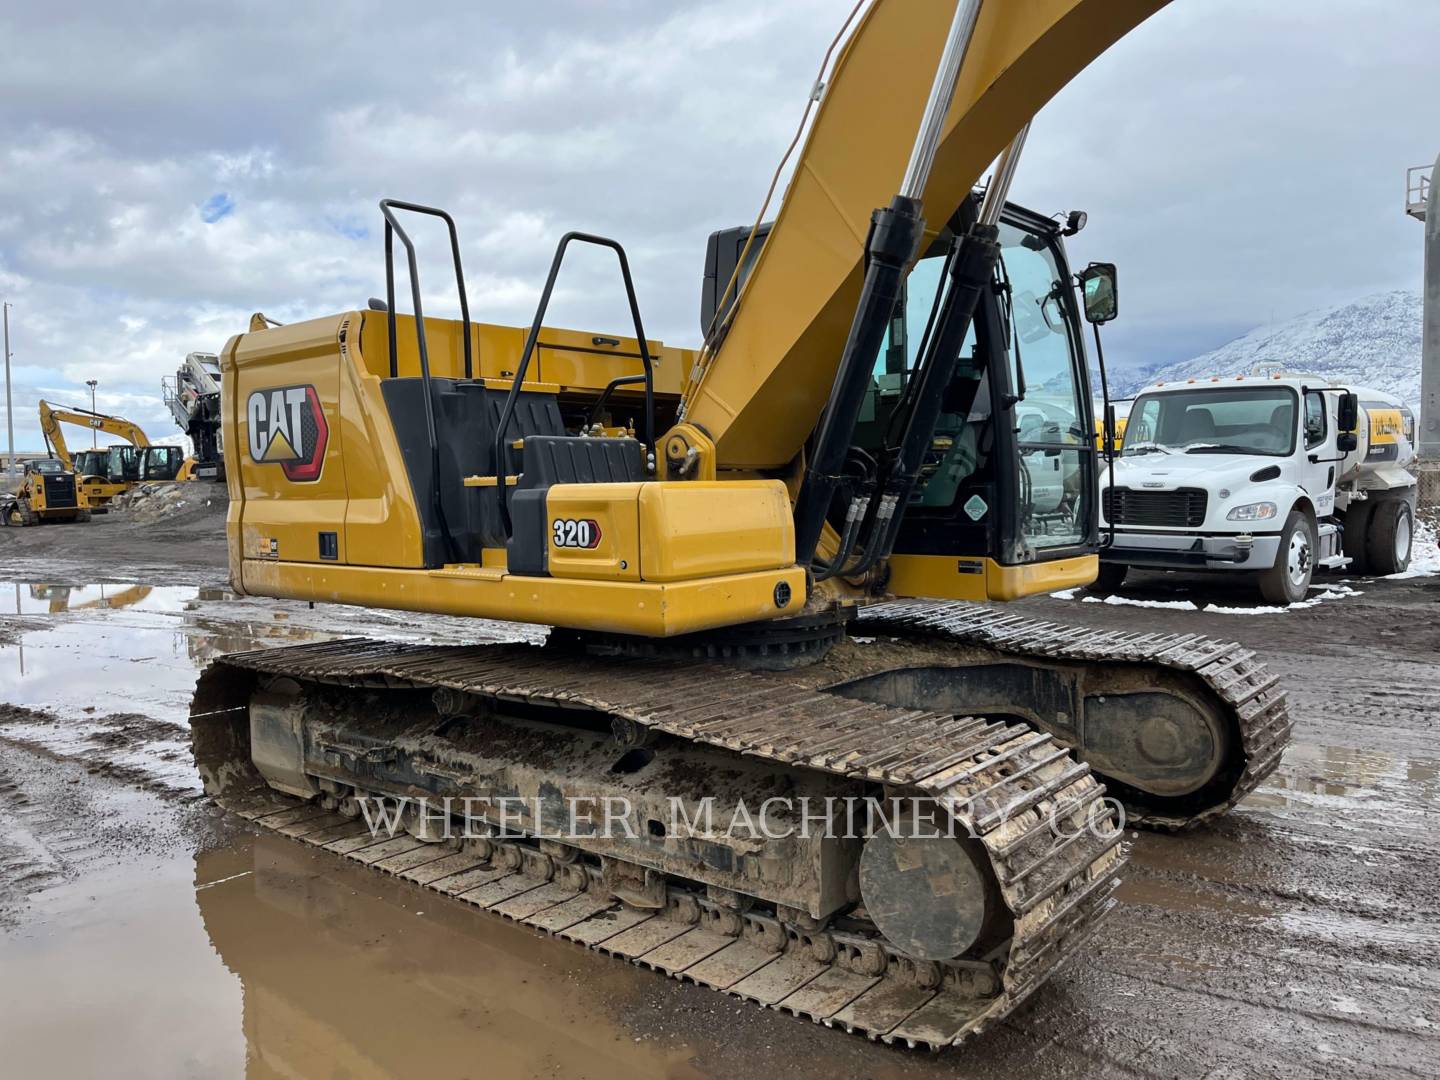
[1103,487,1207,528]
[43,474,77,509]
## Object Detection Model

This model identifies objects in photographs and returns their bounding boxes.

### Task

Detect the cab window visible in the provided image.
[1304,391,1326,450]
[996,221,1090,551]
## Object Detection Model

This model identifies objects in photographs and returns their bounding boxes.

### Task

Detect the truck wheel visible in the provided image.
[1341,501,1373,575]
[1090,563,1128,593]
[1365,498,1413,576]
[1258,511,1314,605]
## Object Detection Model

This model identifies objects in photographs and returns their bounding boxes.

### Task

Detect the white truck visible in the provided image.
[1097,373,1417,603]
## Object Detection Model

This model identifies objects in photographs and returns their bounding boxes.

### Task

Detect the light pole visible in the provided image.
[3,302,12,475]
[86,379,98,447]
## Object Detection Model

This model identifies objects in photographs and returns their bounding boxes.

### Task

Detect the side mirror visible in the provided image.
[1337,391,1359,434]
[1077,263,1118,324]
[1337,432,1358,453]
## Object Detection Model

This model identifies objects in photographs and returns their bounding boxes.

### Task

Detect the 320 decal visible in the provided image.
[552,518,602,549]
[247,384,329,483]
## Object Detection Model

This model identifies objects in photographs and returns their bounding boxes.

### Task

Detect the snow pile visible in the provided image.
[1115,290,1421,410]
[1203,584,1363,615]
[1050,583,1363,615]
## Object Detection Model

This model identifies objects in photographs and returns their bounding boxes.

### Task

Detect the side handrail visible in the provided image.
[379,199,474,563]
[493,232,655,537]
[380,199,474,380]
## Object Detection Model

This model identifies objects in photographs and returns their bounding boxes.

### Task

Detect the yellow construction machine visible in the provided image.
[192,0,1291,1049]
[39,401,188,509]
[1,457,90,525]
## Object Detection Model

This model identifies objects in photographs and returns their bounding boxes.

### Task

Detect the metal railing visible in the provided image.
[160,376,189,428]
[1406,164,1431,221]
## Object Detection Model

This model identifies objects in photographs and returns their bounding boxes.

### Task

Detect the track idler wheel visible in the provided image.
[858,832,993,961]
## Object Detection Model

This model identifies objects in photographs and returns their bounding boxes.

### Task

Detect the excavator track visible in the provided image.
[191,637,1125,1051]
[853,601,1293,829]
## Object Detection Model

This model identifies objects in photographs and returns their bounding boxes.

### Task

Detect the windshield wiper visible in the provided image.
[1185,444,1259,455]
[1124,443,1172,456]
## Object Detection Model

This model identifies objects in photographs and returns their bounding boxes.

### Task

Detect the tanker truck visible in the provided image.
[1096,373,1417,603]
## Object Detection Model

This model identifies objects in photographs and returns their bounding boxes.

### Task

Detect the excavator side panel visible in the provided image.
[220,311,804,633]
[222,315,350,575]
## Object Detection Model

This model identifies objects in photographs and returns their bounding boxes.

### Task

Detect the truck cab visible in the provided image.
[1098,374,1417,602]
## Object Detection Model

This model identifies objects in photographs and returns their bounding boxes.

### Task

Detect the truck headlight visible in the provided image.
[1226,501,1277,521]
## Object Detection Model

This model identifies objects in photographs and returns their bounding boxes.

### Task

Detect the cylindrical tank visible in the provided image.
[1339,387,1416,483]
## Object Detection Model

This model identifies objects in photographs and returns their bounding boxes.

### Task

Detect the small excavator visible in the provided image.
[192,0,1290,1049]
[39,401,188,510]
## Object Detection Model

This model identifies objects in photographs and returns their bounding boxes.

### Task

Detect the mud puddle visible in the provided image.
[0,579,541,791]
[0,582,329,723]
[0,816,928,1080]
[0,829,699,1078]
[1255,741,1440,804]
[1243,739,1440,850]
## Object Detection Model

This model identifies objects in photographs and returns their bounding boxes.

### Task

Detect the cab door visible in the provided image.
[1300,389,1337,517]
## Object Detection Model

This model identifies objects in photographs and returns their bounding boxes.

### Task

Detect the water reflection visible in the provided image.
[1248,740,1440,810]
[20,582,155,613]
[193,835,706,1080]
[0,581,331,726]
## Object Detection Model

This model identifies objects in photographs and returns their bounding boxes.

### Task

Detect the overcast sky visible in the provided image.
[1,0,1434,452]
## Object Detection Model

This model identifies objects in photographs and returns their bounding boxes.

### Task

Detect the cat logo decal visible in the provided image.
[247,384,328,482]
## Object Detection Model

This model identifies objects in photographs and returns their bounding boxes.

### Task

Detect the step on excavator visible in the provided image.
[191,0,1291,1049]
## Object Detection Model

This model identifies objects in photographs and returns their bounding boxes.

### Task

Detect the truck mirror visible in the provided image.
[1077,263,1118,324]
[1337,391,1359,434]
[1337,432,1357,453]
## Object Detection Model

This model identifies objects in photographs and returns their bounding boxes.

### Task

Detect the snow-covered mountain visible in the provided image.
[1114,290,1422,407]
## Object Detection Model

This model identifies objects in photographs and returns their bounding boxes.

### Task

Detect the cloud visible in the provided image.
[0,0,1433,453]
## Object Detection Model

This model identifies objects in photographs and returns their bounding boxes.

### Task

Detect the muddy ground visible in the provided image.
[1,501,1437,1078]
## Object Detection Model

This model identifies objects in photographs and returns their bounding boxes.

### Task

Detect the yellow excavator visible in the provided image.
[192,0,1291,1049]
[39,401,189,510]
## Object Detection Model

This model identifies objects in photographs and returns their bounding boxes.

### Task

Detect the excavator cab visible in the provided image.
[702,197,1107,602]
[71,449,109,481]
[140,445,184,481]
[105,445,143,483]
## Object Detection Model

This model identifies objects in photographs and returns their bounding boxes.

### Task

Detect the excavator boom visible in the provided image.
[39,400,152,457]
[683,0,1168,471]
